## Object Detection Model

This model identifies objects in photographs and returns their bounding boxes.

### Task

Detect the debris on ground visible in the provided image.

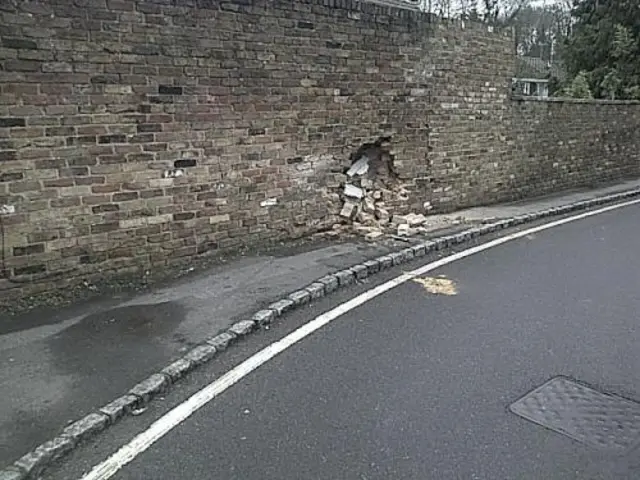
[413,276,458,295]
[364,231,385,242]
[340,201,357,219]
[346,156,370,177]
[343,183,364,199]
[330,138,467,241]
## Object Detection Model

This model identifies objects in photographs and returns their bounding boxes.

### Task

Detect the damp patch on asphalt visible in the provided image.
[510,376,640,451]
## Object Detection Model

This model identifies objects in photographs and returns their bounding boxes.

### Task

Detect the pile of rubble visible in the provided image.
[334,141,443,241]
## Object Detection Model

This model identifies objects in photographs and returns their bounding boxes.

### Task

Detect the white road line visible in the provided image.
[79,198,640,480]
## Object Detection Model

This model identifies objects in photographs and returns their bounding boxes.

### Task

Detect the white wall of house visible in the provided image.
[514,78,550,98]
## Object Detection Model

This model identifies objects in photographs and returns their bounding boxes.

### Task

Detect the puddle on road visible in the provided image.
[54,301,185,339]
[413,276,458,296]
[46,301,186,376]
[0,301,188,464]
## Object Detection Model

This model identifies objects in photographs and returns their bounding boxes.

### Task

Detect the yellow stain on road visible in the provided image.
[413,276,458,296]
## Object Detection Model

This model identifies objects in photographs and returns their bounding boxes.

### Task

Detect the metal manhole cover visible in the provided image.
[510,376,640,451]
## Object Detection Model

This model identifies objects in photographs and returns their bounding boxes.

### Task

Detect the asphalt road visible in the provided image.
[0,240,397,465]
[54,204,640,479]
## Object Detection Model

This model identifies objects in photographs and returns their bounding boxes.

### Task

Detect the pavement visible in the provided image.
[2,178,640,476]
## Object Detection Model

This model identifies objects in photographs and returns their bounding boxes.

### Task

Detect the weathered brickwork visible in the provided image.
[0,0,638,301]
[418,22,516,210]
[508,98,640,199]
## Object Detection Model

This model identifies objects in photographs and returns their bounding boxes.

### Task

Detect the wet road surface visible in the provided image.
[0,241,397,465]
[56,203,640,479]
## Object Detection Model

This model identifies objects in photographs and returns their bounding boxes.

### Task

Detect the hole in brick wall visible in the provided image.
[347,136,397,182]
[174,159,196,168]
[335,137,418,239]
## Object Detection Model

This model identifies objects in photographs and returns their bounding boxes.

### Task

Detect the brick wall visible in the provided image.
[0,0,638,302]
[508,97,640,198]
[419,22,515,209]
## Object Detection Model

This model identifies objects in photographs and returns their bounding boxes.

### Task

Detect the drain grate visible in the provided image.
[510,376,640,451]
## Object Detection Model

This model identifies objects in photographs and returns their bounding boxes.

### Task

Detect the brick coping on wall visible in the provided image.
[297,0,431,21]
[289,0,512,35]
[512,95,640,105]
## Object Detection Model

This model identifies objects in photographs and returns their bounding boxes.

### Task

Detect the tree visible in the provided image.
[513,5,572,61]
[418,0,532,24]
[600,69,622,100]
[562,0,640,99]
[560,71,593,98]
[481,0,530,24]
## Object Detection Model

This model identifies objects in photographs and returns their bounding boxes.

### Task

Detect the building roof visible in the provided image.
[516,56,567,81]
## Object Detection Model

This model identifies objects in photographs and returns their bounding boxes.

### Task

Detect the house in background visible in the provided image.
[514,77,550,97]
[513,56,566,98]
